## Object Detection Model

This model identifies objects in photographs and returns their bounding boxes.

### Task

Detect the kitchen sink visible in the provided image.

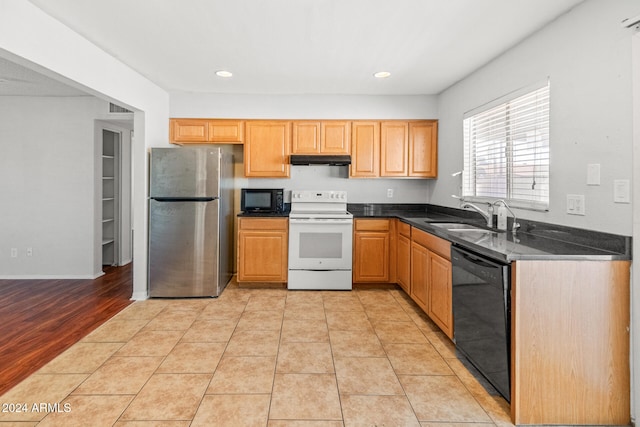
[429,222,497,234]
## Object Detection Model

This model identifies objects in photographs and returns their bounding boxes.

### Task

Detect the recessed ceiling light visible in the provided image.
[374,71,391,79]
[215,70,233,78]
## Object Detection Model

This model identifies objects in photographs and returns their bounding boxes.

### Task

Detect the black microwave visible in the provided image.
[240,188,284,213]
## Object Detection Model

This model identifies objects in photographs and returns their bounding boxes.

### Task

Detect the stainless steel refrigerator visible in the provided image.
[148,146,234,297]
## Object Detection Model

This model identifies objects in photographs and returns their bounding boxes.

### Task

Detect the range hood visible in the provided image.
[290,154,351,166]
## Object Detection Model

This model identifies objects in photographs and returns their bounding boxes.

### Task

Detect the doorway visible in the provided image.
[99,122,133,273]
[102,129,120,267]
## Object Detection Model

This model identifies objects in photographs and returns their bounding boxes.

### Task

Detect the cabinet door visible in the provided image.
[321,121,351,154]
[410,241,429,312]
[244,121,291,177]
[350,121,380,177]
[428,251,453,338]
[380,121,409,177]
[170,119,208,143]
[353,231,390,282]
[292,121,321,154]
[409,121,438,177]
[397,233,411,294]
[208,120,244,143]
[237,218,288,282]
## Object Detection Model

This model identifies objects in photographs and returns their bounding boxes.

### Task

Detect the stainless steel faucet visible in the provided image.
[461,202,494,227]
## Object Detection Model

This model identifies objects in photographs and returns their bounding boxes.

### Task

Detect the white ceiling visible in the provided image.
[15,0,584,96]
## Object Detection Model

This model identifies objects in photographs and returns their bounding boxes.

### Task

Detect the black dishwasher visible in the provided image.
[451,245,511,402]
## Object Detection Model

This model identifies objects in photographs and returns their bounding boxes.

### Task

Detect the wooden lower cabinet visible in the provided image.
[427,251,452,337]
[409,239,429,310]
[237,217,288,282]
[396,221,411,294]
[511,260,631,425]
[353,219,392,283]
[409,227,453,339]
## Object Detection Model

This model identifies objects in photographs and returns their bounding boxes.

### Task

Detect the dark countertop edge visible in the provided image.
[238,203,631,262]
[348,203,631,262]
[237,212,290,217]
[403,218,630,263]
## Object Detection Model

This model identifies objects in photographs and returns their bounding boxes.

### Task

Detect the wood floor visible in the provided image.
[0,264,133,396]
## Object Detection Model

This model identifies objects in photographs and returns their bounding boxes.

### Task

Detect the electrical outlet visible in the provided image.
[387,188,394,198]
[567,194,585,215]
[10,248,17,258]
[26,247,33,257]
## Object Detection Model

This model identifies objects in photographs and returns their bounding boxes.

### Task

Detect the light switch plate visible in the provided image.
[614,179,630,203]
[567,194,586,215]
[587,164,600,185]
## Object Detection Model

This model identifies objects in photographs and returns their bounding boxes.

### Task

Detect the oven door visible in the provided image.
[288,217,353,270]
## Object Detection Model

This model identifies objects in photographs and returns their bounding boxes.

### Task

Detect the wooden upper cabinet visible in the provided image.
[321,121,350,154]
[350,121,380,178]
[381,121,409,177]
[170,119,244,144]
[208,120,244,143]
[292,121,321,153]
[409,121,438,177]
[244,121,291,178]
[380,120,438,178]
[292,121,350,154]
[170,119,209,143]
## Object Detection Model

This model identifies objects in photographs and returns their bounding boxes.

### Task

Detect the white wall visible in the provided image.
[172,93,438,203]
[0,96,105,278]
[631,25,640,427]
[0,0,170,299]
[171,93,437,120]
[434,0,637,236]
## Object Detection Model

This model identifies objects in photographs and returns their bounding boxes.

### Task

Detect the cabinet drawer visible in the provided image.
[397,221,411,238]
[355,219,390,232]
[412,227,451,260]
[239,217,288,231]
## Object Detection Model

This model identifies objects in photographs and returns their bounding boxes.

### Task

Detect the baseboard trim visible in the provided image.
[130,291,148,301]
[0,273,102,280]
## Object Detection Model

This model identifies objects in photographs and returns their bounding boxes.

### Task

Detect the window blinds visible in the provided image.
[463,82,550,210]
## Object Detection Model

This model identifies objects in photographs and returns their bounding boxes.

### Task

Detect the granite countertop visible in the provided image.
[238,203,631,262]
[348,203,632,263]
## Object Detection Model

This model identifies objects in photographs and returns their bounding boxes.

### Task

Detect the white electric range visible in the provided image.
[287,190,353,290]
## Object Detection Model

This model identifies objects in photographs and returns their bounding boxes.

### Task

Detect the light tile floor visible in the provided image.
[0,282,513,426]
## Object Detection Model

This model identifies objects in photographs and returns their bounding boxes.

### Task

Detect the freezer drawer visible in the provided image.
[148,199,220,297]
[150,147,220,199]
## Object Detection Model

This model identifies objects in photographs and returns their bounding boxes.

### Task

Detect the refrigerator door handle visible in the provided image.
[151,197,217,202]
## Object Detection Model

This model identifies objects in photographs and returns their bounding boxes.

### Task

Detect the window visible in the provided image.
[463,81,550,210]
